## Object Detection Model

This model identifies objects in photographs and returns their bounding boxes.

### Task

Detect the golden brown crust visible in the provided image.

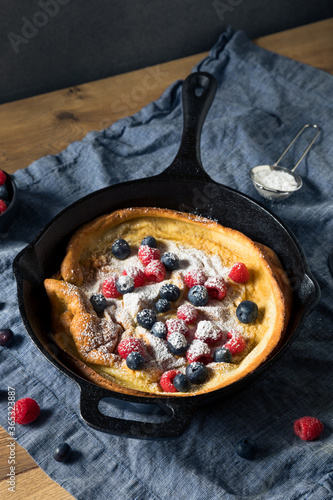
[45,207,292,397]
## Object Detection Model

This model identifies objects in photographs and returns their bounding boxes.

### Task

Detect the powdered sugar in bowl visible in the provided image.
[249,124,320,201]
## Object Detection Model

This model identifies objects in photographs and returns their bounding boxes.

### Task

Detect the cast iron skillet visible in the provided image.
[13,73,320,439]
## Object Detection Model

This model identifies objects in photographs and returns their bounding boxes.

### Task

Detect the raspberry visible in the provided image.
[11,398,40,425]
[144,260,165,282]
[224,330,246,355]
[204,276,227,300]
[0,200,7,215]
[138,245,160,265]
[122,266,145,287]
[166,318,189,339]
[0,170,6,186]
[186,339,212,364]
[184,269,207,288]
[194,320,223,346]
[118,337,145,359]
[228,262,250,284]
[177,303,198,324]
[102,275,120,298]
[159,370,180,392]
[293,417,324,441]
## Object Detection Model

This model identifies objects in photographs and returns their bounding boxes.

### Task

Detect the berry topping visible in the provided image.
[144,260,166,282]
[0,170,6,185]
[102,276,120,298]
[141,236,157,248]
[236,438,257,459]
[138,245,160,265]
[159,370,180,392]
[224,331,246,355]
[165,318,189,339]
[151,321,167,339]
[236,300,258,324]
[161,252,179,271]
[11,398,40,425]
[167,332,188,355]
[53,443,71,462]
[122,266,145,287]
[137,308,157,329]
[194,320,223,345]
[186,339,212,364]
[229,262,250,283]
[116,275,135,295]
[173,373,191,392]
[177,303,198,324]
[0,200,7,215]
[126,351,145,370]
[214,347,232,363]
[186,362,208,384]
[204,276,227,300]
[111,239,131,260]
[188,285,209,306]
[159,283,180,302]
[118,337,145,358]
[293,417,324,441]
[90,294,107,313]
[155,298,170,313]
[0,328,14,347]
[0,184,9,200]
[184,269,207,288]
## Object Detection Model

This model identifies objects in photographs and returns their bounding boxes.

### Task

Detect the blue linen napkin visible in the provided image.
[1,27,333,500]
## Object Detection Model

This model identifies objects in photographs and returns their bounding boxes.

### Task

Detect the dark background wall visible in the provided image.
[1,0,333,104]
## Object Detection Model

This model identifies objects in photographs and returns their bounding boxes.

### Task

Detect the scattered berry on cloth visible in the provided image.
[53,443,71,462]
[293,416,324,441]
[11,398,40,425]
[0,328,14,346]
[235,438,257,459]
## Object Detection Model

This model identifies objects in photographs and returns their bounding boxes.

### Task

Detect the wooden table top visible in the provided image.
[1,17,332,500]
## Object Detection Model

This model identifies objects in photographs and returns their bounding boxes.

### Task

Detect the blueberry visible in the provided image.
[186,362,208,384]
[236,301,258,324]
[137,309,157,329]
[151,321,167,339]
[173,373,191,392]
[0,184,9,200]
[141,236,156,248]
[161,252,179,271]
[235,438,257,459]
[116,276,134,294]
[155,298,170,313]
[188,285,209,306]
[53,442,71,462]
[167,332,188,355]
[214,347,232,363]
[111,239,131,260]
[126,351,145,370]
[0,329,14,347]
[160,283,180,302]
[90,294,107,313]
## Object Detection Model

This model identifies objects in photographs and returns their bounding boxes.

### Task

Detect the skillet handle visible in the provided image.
[79,383,198,439]
[159,72,217,182]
